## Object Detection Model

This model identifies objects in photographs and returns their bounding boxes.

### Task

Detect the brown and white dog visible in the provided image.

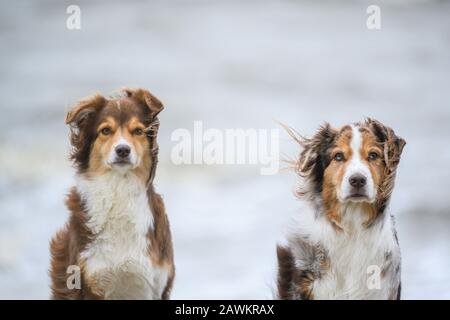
[277,119,406,300]
[50,88,174,299]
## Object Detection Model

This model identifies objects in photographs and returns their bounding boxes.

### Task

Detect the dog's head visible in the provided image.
[293,119,405,226]
[66,88,163,182]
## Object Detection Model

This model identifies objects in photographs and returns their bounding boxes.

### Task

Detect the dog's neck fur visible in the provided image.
[76,171,153,234]
[338,202,379,231]
[75,171,168,299]
[303,200,400,299]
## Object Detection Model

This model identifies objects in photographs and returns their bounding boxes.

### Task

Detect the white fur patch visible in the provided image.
[289,204,400,299]
[338,125,376,202]
[77,171,168,299]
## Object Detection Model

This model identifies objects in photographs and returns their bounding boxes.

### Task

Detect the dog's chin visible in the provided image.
[338,191,374,204]
[343,192,378,204]
[346,194,370,203]
[108,160,134,172]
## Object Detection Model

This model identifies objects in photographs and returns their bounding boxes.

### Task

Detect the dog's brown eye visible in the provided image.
[369,152,379,161]
[133,128,144,136]
[334,152,344,162]
[101,127,111,135]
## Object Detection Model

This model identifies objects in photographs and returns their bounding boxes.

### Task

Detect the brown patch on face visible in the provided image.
[358,128,385,224]
[321,125,353,228]
[66,94,107,172]
[363,119,406,226]
[127,117,152,181]
[122,87,164,183]
[88,116,119,175]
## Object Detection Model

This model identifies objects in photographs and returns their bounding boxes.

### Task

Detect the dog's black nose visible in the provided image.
[115,145,131,158]
[349,174,366,189]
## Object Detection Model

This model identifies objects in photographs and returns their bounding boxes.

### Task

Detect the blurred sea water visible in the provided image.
[0,0,449,299]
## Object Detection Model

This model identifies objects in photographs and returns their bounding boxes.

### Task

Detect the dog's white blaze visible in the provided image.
[339,125,376,202]
[77,172,168,299]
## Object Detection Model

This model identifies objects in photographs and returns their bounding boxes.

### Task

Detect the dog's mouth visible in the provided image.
[111,159,132,166]
[346,193,369,202]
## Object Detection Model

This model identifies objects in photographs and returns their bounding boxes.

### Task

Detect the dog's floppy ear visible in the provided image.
[65,94,106,171]
[298,123,336,175]
[366,118,406,168]
[65,94,106,128]
[122,87,164,184]
[366,118,406,225]
[122,87,164,116]
[283,122,336,195]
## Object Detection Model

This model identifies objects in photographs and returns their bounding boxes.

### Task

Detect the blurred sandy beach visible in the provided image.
[0,0,449,299]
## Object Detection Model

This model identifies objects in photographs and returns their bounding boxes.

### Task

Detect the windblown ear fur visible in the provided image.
[122,87,164,184]
[298,123,335,174]
[366,118,406,169]
[65,94,106,127]
[283,123,337,197]
[122,87,164,115]
[65,94,106,171]
[365,118,406,224]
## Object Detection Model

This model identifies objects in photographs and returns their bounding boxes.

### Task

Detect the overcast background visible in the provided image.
[0,0,449,299]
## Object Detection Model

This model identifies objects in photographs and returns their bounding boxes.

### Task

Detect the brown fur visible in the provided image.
[147,185,175,299]
[50,188,98,299]
[50,88,174,299]
[366,118,406,226]
[321,126,353,228]
[276,246,296,300]
[277,244,317,300]
[277,240,329,300]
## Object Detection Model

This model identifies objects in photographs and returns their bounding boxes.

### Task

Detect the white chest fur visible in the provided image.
[294,204,400,300]
[77,172,168,299]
